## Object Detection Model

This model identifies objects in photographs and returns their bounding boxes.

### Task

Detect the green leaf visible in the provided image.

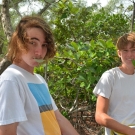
[132,60,135,66]
[80,82,85,87]
[61,12,68,19]
[78,75,86,81]
[70,42,78,50]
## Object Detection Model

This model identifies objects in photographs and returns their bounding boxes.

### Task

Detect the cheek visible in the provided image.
[21,51,31,60]
[43,48,47,56]
[21,54,27,61]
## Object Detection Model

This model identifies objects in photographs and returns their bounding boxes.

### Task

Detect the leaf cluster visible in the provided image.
[34,0,131,113]
[0,0,133,114]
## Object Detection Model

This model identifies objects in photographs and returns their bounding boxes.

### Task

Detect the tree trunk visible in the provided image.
[0,57,11,74]
[0,0,13,74]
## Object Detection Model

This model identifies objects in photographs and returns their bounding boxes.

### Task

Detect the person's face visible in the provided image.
[21,27,47,68]
[117,43,135,67]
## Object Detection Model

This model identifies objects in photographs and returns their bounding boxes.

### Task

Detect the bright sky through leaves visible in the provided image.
[86,0,108,6]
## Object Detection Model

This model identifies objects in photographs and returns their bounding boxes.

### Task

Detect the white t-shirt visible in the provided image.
[0,64,61,135]
[93,67,135,135]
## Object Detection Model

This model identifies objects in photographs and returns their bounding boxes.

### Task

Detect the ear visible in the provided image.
[117,50,121,58]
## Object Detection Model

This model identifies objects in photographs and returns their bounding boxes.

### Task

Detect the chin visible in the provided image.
[34,63,40,67]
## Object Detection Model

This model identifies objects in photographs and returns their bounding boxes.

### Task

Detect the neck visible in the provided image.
[119,65,134,75]
[13,61,34,74]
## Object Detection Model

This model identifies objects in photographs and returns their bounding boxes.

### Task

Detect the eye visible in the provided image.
[42,43,48,47]
[29,40,35,45]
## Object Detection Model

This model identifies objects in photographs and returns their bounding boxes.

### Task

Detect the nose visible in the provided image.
[127,50,132,55]
[35,46,43,58]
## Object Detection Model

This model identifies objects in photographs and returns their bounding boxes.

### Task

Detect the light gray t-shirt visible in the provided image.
[93,67,135,135]
[0,64,61,135]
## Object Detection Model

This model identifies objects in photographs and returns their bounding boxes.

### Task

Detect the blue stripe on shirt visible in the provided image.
[28,83,51,106]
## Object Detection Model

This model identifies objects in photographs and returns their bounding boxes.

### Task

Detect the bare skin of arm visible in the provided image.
[95,95,135,135]
[0,122,18,135]
[54,110,80,135]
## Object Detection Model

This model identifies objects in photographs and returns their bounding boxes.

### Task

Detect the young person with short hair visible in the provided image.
[93,32,135,135]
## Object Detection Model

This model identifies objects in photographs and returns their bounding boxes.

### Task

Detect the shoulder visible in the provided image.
[97,67,119,86]
[0,65,24,81]
[102,67,119,79]
[93,68,119,97]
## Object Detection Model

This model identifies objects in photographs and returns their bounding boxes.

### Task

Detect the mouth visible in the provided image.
[34,58,45,63]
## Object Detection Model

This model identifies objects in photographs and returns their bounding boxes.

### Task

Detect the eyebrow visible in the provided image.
[30,37,47,45]
[31,37,39,41]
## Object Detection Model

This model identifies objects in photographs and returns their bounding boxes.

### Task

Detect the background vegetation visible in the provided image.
[35,0,131,114]
[0,0,134,134]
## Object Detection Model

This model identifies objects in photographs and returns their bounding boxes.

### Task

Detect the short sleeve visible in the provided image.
[0,80,27,125]
[93,70,114,99]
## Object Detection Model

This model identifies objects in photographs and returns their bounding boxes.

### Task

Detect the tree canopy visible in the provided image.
[0,0,134,113]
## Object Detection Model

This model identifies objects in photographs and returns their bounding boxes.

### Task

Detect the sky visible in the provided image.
[0,0,109,7]
[0,0,109,6]
[86,0,108,7]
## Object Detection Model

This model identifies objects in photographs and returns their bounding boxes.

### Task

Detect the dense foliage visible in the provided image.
[0,0,133,115]
[35,1,130,115]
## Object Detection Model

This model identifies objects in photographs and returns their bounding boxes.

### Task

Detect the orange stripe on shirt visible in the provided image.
[41,110,61,135]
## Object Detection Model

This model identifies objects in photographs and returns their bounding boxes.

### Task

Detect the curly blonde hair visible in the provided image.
[7,15,56,62]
